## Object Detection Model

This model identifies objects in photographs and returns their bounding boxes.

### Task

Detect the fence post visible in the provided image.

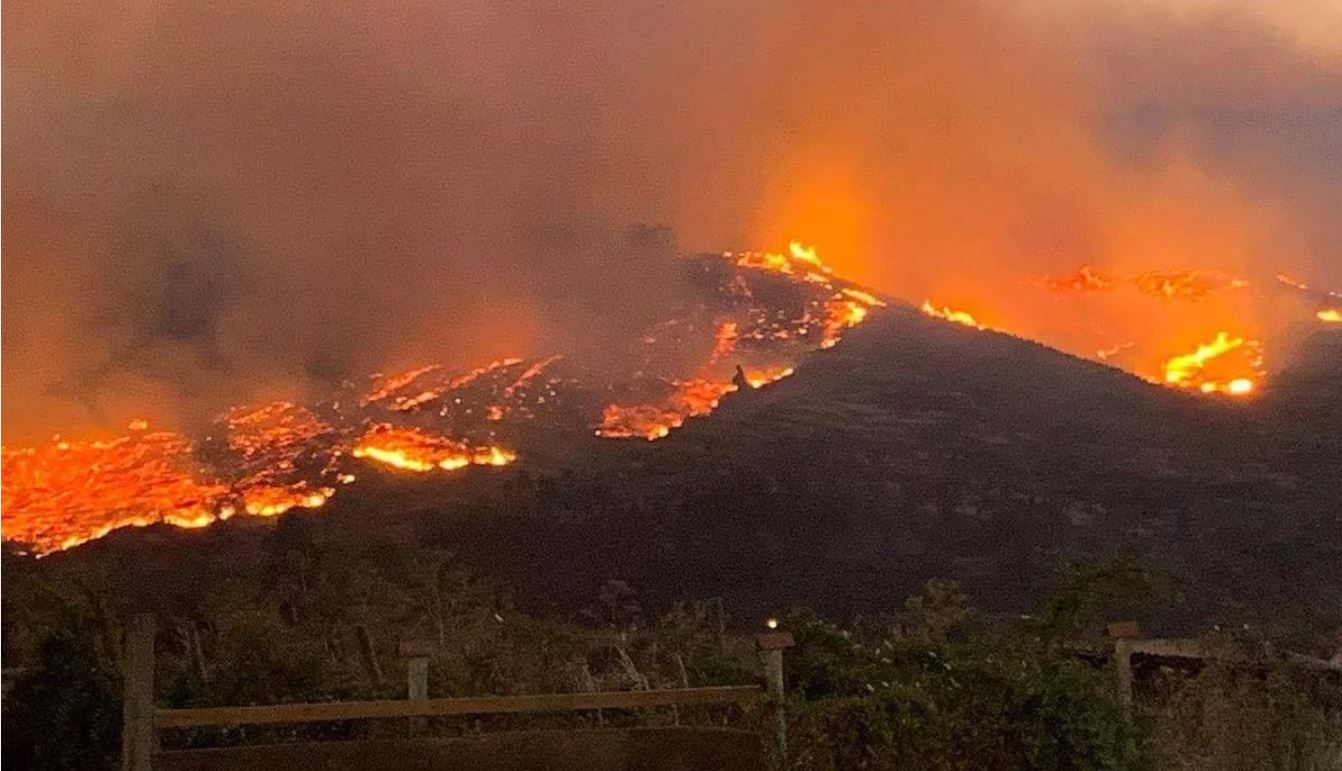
[407,657,430,701]
[122,614,156,771]
[757,630,795,769]
[356,624,384,685]
[1113,639,1134,715]
[400,639,433,736]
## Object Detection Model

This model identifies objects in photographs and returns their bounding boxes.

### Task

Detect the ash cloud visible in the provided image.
[4,0,1340,440]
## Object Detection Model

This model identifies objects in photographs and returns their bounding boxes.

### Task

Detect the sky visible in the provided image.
[3,0,1340,441]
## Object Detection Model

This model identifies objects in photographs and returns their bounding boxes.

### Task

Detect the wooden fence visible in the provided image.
[121,615,770,771]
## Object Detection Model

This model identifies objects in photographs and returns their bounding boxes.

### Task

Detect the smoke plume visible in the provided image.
[4,0,1340,440]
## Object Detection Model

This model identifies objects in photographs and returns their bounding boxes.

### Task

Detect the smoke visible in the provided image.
[4,0,1340,440]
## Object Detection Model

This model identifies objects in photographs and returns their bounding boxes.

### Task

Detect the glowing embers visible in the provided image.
[351,424,515,472]
[362,357,560,423]
[1160,331,1262,397]
[921,300,982,329]
[0,431,231,554]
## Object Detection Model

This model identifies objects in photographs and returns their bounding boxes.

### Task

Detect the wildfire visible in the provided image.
[0,432,231,555]
[732,240,836,277]
[351,425,516,472]
[1131,270,1248,301]
[1042,267,1115,294]
[1042,266,1250,301]
[1318,309,1342,323]
[921,301,982,329]
[363,365,442,406]
[596,378,737,440]
[15,234,1294,558]
[1096,342,1136,361]
[745,366,795,388]
[1278,273,1311,292]
[241,485,333,517]
[1160,332,1261,396]
[820,296,872,348]
[593,243,883,440]
[710,322,739,363]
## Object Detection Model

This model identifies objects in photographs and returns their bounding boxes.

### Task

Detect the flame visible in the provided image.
[501,355,562,399]
[839,287,886,307]
[787,240,831,274]
[1318,309,1342,323]
[819,289,883,348]
[1277,273,1310,292]
[1,432,231,555]
[1042,267,1116,293]
[596,378,738,440]
[745,366,795,388]
[351,425,516,473]
[595,404,683,440]
[1160,332,1260,396]
[921,300,982,329]
[241,485,333,517]
[1131,270,1248,301]
[596,243,882,440]
[363,365,442,406]
[733,240,837,277]
[710,322,739,363]
[1096,342,1135,361]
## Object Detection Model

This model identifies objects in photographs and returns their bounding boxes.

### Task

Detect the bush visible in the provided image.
[2,608,123,770]
[784,611,1142,770]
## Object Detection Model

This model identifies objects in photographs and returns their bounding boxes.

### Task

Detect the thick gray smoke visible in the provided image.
[4,0,1340,440]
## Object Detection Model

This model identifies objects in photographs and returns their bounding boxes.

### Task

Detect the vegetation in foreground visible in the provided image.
[3,524,1339,770]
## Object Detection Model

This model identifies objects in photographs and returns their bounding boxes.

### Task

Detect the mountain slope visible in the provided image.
[29,306,1342,631]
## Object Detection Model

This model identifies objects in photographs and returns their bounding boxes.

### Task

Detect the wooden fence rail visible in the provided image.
[154,685,763,729]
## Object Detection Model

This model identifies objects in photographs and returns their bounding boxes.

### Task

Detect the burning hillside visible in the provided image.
[1,244,885,554]
[4,237,1337,555]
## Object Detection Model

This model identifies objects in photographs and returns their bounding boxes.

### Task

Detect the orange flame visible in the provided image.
[921,300,982,329]
[1132,270,1248,301]
[1042,267,1115,294]
[745,366,795,388]
[351,425,516,472]
[1160,332,1260,396]
[1,432,231,555]
[733,240,836,277]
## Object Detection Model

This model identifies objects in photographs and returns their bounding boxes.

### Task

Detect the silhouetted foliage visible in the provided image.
[2,606,122,770]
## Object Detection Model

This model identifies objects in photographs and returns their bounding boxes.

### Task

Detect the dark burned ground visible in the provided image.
[24,307,1342,631]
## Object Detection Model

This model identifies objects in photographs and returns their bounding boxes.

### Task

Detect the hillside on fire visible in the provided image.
[15,301,1341,631]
